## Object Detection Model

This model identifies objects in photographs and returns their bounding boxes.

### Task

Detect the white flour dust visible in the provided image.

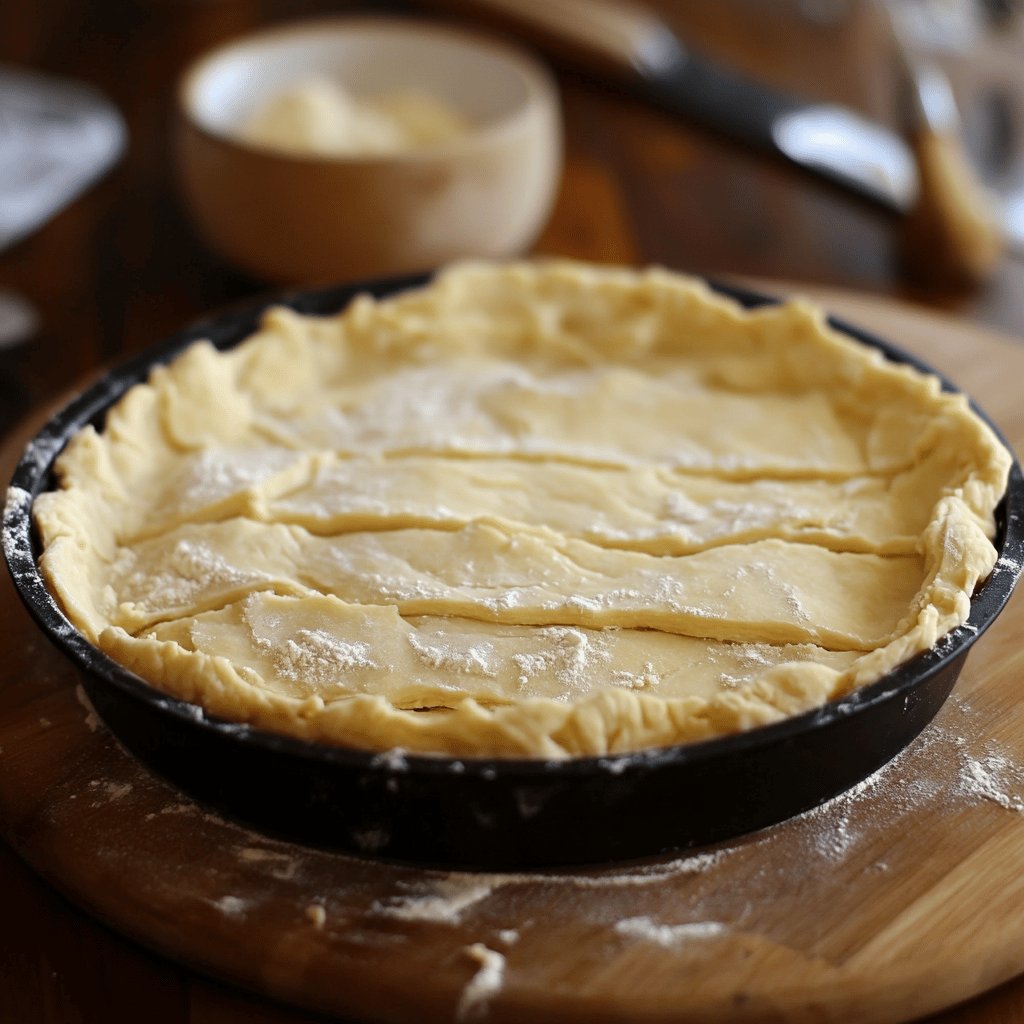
[367,847,733,928]
[955,749,1024,811]
[237,846,301,881]
[456,943,506,1022]
[74,684,101,732]
[357,693,1024,987]
[795,704,1024,864]
[614,917,727,946]
[211,895,250,919]
[87,779,133,805]
[374,877,498,923]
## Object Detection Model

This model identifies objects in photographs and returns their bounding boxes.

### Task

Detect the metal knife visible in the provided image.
[439,0,1024,260]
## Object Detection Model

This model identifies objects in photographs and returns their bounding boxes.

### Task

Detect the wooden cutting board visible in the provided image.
[3,283,1024,1024]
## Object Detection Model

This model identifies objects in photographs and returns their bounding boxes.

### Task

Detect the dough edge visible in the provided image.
[35,259,1011,759]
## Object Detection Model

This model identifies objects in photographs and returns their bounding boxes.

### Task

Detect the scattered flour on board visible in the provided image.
[796,763,897,861]
[368,848,733,926]
[563,849,732,887]
[361,699,1024,960]
[237,846,301,881]
[212,895,250,919]
[74,684,101,732]
[44,673,1024,986]
[614,917,727,946]
[456,944,506,1023]
[374,877,498,923]
[238,847,291,863]
[87,779,133,802]
[955,750,1024,812]
[789,702,1024,864]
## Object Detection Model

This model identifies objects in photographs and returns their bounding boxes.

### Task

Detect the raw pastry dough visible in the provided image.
[34,261,1011,757]
[241,78,469,156]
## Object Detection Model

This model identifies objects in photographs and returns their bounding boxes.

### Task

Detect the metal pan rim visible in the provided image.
[5,273,1023,784]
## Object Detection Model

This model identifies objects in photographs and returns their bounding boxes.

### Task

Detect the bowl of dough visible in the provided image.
[4,261,1023,868]
[176,17,563,284]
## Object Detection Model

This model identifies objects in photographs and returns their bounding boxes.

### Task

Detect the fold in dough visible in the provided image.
[260,457,927,555]
[142,591,861,707]
[35,260,1011,757]
[105,518,923,649]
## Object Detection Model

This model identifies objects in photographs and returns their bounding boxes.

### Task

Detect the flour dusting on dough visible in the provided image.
[512,626,610,697]
[122,538,268,610]
[33,260,1012,758]
[273,630,377,683]
[407,631,496,676]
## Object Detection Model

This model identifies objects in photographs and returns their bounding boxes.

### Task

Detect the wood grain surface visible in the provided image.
[3,285,1024,1024]
[5,1,1024,1020]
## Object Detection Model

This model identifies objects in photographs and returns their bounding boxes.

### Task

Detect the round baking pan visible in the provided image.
[5,276,1023,870]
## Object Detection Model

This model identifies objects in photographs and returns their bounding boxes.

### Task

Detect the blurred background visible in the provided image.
[3,0,1024,437]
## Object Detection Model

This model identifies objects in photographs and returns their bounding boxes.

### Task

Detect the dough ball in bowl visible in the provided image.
[176,18,563,283]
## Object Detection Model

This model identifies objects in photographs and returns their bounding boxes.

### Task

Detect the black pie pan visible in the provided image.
[5,276,1023,869]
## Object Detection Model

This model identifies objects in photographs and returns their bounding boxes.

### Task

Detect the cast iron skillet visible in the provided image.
[4,276,1023,869]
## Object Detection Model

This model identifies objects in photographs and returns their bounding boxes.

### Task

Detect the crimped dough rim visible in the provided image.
[33,261,1011,758]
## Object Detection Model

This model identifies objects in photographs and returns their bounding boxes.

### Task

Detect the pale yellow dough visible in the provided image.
[240,78,469,156]
[34,261,1011,758]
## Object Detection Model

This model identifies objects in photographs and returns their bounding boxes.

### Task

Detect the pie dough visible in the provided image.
[34,261,1011,758]
[240,78,470,156]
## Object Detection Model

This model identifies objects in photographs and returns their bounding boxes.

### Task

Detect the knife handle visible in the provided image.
[440,0,802,150]
[440,0,671,75]
[435,0,910,212]
[641,52,803,153]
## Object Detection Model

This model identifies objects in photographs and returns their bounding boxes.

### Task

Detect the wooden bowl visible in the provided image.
[176,18,562,284]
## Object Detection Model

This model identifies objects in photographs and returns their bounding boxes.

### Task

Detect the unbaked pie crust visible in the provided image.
[35,261,1011,757]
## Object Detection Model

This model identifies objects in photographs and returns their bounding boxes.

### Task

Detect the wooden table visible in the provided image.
[3,2,1024,1021]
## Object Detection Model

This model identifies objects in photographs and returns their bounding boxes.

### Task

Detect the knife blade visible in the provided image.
[634,30,920,215]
